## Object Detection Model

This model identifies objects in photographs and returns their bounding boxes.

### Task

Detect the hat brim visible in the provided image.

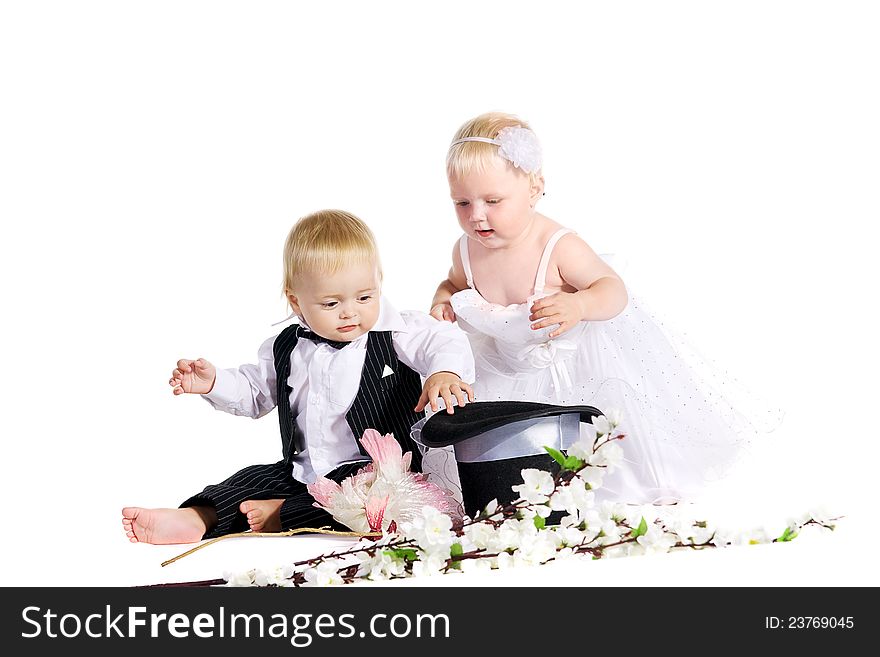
[419,400,603,448]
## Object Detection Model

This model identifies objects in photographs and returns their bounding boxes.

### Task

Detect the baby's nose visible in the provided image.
[470,203,487,220]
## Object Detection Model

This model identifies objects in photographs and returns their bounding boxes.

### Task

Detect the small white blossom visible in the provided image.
[557,525,589,547]
[711,528,736,547]
[593,415,613,436]
[303,560,345,586]
[567,441,593,463]
[412,550,449,577]
[672,519,714,545]
[551,479,597,521]
[514,530,558,566]
[253,566,294,587]
[364,552,407,581]
[600,500,629,523]
[512,468,555,505]
[604,408,622,428]
[495,551,516,570]
[786,512,811,529]
[808,505,837,526]
[568,423,597,462]
[744,526,772,545]
[464,521,499,550]
[401,506,456,552]
[636,524,678,555]
[554,546,581,562]
[579,466,605,490]
[591,441,624,469]
[460,557,493,575]
[224,569,256,587]
[520,504,553,522]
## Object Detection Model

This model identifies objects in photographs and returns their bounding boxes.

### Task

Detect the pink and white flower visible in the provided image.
[307,430,463,534]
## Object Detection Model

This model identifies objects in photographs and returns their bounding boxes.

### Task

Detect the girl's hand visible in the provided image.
[169,358,216,395]
[414,371,475,414]
[430,303,456,323]
[529,292,586,338]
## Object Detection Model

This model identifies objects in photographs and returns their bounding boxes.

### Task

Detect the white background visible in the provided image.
[1,1,877,587]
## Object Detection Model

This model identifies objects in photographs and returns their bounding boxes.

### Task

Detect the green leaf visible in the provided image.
[545,446,567,466]
[448,542,464,570]
[563,455,586,471]
[384,548,419,561]
[534,515,546,530]
[630,517,648,538]
[777,527,798,543]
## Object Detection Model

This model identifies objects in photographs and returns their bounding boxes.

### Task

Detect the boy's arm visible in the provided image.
[392,312,476,413]
[201,335,278,419]
[393,312,475,383]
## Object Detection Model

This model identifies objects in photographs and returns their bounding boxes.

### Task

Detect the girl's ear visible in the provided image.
[530,175,546,207]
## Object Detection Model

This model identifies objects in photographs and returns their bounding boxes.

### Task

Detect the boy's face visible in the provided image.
[449,157,544,249]
[288,260,381,342]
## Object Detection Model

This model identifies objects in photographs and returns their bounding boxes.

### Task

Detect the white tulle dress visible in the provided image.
[441,228,780,504]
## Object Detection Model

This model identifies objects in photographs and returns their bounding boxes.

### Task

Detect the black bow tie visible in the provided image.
[296,325,351,350]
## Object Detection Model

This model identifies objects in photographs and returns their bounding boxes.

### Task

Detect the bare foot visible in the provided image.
[240,499,285,532]
[121,506,216,545]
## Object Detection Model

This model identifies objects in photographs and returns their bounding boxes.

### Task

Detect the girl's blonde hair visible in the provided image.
[446,111,541,185]
[282,209,381,302]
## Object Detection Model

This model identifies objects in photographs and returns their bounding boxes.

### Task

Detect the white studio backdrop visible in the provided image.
[0,1,877,586]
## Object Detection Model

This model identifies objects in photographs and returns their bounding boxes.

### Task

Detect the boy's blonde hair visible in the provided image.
[446,111,541,185]
[282,209,381,301]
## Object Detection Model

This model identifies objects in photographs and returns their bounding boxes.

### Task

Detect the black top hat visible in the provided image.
[415,401,603,518]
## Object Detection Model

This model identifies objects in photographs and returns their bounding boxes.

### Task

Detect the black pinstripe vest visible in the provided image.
[272,326,424,472]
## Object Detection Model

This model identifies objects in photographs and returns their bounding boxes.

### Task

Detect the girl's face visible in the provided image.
[449,157,544,249]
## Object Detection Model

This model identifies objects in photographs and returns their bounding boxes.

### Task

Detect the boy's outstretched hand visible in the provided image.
[414,371,475,415]
[169,358,216,395]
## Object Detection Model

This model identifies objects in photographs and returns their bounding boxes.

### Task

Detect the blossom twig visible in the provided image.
[160,526,380,567]
[149,411,841,587]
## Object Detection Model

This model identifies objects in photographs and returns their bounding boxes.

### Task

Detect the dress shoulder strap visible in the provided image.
[533,228,574,297]
[458,234,475,289]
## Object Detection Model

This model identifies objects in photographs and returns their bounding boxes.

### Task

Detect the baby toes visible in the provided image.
[248,512,265,532]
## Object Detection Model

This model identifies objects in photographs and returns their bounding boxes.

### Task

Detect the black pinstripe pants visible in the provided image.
[180,460,368,540]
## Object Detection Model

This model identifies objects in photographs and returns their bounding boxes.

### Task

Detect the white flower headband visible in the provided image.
[450,126,543,174]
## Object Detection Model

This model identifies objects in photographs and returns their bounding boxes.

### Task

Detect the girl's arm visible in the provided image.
[430,240,470,322]
[529,234,628,337]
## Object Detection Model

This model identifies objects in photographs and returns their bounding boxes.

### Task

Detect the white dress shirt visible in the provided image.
[202,297,475,483]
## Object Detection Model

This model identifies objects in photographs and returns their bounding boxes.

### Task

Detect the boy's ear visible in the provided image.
[530,175,545,207]
[287,291,302,316]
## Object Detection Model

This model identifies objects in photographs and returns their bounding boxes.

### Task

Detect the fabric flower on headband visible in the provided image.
[451,126,543,174]
[495,126,543,174]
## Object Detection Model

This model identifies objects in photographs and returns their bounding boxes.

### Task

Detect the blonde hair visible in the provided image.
[282,209,381,302]
[446,111,541,185]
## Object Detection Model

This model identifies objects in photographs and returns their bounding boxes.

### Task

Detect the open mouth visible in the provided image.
[337,324,359,333]
[476,229,495,238]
